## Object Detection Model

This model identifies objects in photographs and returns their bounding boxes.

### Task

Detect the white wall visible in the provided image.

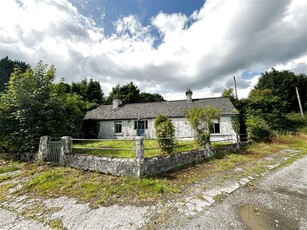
[97,116,237,143]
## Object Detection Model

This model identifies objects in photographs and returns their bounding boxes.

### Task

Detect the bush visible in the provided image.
[154,114,175,154]
[246,115,274,142]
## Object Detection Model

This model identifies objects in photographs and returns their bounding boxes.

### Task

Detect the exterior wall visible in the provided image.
[97,116,237,143]
[210,116,237,143]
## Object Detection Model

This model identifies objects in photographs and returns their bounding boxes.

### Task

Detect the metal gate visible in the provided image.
[47,141,61,162]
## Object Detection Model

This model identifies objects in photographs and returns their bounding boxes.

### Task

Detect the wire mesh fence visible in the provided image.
[71,134,248,158]
[71,138,136,158]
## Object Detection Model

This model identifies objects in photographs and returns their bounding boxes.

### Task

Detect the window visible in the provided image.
[212,119,220,134]
[134,120,148,130]
[115,121,122,134]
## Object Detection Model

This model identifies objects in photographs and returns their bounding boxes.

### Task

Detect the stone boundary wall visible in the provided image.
[38,136,240,177]
[64,154,138,177]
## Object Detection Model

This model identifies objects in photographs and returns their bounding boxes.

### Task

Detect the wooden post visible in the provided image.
[296,87,304,117]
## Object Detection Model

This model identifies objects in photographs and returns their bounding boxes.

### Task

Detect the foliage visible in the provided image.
[0,56,28,92]
[154,114,175,154]
[246,115,274,142]
[246,89,285,129]
[0,61,85,153]
[231,114,240,135]
[106,82,164,104]
[186,106,220,147]
[256,68,307,113]
[71,78,104,109]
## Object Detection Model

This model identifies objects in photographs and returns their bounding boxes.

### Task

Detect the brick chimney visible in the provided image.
[112,98,122,109]
[186,88,193,102]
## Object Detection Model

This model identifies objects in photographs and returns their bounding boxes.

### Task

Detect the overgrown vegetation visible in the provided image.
[186,106,220,147]
[154,114,175,154]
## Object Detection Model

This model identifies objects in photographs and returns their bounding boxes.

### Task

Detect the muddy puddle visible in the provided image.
[239,205,298,230]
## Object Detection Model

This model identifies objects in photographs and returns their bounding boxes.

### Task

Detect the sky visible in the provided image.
[0,0,307,100]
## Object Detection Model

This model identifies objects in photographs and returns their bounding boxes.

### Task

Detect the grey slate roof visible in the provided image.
[84,97,236,120]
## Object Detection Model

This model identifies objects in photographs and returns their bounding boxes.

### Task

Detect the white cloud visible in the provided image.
[0,0,306,99]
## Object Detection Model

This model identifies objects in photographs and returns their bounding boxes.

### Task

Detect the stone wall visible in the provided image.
[64,154,138,177]
[38,136,240,177]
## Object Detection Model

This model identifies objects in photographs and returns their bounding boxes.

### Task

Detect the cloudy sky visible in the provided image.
[0,0,306,100]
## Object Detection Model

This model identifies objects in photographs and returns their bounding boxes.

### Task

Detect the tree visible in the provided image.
[0,56,28,92]
[256,68,307,112]
[0,61,85,153]
[186,106,220,147]
[106,82,164,104]
[71,79,104,108]
[246,89,285,130]
[154,114,175,154]
[246,115,273,142]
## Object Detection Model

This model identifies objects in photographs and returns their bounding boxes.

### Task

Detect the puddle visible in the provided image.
[239,205,298,230]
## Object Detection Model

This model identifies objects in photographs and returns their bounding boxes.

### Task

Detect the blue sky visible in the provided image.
[0,0,306,99]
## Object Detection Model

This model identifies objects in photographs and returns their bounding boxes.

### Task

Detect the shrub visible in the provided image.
[154,114,175,154]
[246,115,274,142]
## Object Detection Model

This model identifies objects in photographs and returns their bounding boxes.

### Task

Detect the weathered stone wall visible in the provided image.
[64,154,138,177]
[141,149,205,177]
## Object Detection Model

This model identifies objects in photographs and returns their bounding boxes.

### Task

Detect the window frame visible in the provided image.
[114,121,122,134]
[211,119,220,134]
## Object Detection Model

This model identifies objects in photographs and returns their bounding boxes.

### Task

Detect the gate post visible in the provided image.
[37,136,51,161]
[135,136,144,177]
[60,136,72,165]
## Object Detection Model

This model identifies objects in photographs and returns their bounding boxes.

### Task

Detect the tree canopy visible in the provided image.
[106,82,164,104]
[0,56,28,92]
[0,61,85,152]
[255,68,307,113]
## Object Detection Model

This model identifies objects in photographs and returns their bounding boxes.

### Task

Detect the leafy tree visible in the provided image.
[139,92,164,103]
[0,61,85,153]
[186,106,220,147]
[256,68,307,112]
[71,79,104,108]
[0,56,28,92]
[246,115,273,142]
[154,114,175,154]
[106,82,164,104]
[246,89,285,130]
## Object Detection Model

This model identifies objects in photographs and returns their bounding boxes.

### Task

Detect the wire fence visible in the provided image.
[71,134,248,158]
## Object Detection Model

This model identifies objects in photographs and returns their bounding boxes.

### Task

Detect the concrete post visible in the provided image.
[135,136,144,177]
[60,136,72,165]
[37,136,51,161]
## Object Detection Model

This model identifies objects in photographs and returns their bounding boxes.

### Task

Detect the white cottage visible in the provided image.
[84,90,238,143]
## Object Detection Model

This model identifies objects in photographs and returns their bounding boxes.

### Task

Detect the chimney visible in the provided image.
[112,98,122,109]
[186,88,193,102]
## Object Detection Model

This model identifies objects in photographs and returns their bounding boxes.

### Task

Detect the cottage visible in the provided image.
[84,89,238,143]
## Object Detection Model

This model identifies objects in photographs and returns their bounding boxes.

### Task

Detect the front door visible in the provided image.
[136,120,146,136]
[137,129,145,136]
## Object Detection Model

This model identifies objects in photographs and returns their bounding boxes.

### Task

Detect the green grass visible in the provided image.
[0,165,19,174]
[72,139,199,158]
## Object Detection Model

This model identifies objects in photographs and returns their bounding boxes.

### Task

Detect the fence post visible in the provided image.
[60,136,71,165]
[37,136,51,161]
[135,136,144,177]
